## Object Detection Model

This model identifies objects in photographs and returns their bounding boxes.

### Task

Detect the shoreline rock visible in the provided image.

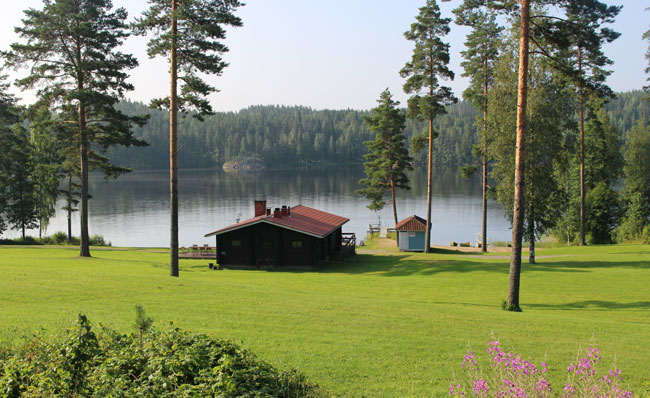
[222,157,267,172]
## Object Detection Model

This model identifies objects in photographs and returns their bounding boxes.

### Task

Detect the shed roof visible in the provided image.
[204,205,349,239]
[395,215,428,231]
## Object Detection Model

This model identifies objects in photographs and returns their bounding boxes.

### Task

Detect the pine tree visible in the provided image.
[29,108,64,238]
[617,120,650,241]
[4,125,38,239]
[478,0,621,311]
[553,2,622,246]
[357,89,413,226]
[135,0,243,277]
[454,0,503,252]
[401,0,457,253]
[0,75,22,236]
[489,35,573,265]
[4,0,147,256]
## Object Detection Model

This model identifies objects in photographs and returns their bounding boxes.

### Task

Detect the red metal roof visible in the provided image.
[395,215,428,231]
[204,205,349,238]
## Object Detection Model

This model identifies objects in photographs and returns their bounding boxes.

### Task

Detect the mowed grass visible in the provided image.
[0,241,649,397]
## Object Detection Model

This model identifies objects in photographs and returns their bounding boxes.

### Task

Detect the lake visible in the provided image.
[8,167,514,248]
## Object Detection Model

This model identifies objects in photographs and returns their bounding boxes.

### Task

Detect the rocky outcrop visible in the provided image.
[222,157,267,172]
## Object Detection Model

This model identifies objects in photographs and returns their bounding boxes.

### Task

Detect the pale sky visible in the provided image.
[1,0,647,112]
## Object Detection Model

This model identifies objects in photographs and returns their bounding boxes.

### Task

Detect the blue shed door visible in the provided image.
[408,231,425,251]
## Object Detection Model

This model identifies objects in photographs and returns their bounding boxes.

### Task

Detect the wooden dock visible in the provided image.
[179,245,216,259]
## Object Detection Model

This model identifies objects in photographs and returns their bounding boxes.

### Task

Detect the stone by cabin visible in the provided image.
[204,201,354,269]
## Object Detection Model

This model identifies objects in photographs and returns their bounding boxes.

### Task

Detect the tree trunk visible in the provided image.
[169,0,179,277]
[67,172,72,243]
[482,52,489,253]
[578,46,586,246]
[507,0,530,312]
[22,225,26,240]
[528,218,535,264]
[76,36,91,257]
[390,174,398,226]
[424,119,434,253]
[79,107,90,257]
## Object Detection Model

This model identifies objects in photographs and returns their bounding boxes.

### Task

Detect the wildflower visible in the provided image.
[563,382,576,397]
[473,379,489,397]
[449,383,465,396]
[463,350,479,371]
[536,378,550,392]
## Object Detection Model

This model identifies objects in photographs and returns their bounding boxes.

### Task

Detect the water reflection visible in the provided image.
[12,167,512,247]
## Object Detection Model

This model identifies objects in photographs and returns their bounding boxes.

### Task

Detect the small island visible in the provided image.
[222,157,267,172]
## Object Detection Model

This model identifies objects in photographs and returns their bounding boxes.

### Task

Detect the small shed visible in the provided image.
[395,215,429,252]
[204,201,351,269]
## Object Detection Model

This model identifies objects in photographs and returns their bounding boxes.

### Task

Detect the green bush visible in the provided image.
[50,231,69,244]
[0,236,41,245]
[0,233,110,247]
[0,314,321,398]
[89,234,111,247]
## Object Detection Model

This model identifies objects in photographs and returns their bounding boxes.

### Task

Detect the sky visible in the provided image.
[0,0,647,112]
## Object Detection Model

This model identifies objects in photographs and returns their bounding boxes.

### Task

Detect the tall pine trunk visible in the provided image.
[79,103,90,257]
[169,0,180,277]
[482,52,489,253]
[507,0,530,312]
[67,172,73,243]
[390,174,398,226]
[578,46,586,246]
[424,119,433,253]
[77,38,90,257]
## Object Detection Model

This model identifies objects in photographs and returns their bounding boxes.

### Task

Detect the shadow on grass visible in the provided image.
[319,253,510,276]
[320,253,650,276]
[177,252,650,276]
[527,300,650,310]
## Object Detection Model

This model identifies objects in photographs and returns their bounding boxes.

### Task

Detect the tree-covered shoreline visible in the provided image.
[107,91,648,171]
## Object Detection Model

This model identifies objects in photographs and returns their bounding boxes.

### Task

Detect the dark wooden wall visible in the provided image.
[215,224,343,268]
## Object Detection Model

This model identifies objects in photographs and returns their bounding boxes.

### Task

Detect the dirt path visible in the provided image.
[359,238,567,260]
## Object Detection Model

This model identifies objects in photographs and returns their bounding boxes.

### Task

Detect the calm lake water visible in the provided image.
[8,167,514,247]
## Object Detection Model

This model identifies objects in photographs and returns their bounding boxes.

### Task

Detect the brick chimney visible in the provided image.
[254,200,266,217]
[273,207,282,218]
[281,205,288,217]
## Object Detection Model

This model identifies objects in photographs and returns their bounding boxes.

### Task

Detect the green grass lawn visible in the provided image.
[1,242,649,397]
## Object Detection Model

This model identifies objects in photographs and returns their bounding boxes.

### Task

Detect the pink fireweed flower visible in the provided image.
[487,340,500,354]
[449,383,466,396]
[563,383,576,398]
[463,350,479,371]
[536,379,551,392]
[609,368,622,381]
[473,379,489,397]
[588,347,601,362]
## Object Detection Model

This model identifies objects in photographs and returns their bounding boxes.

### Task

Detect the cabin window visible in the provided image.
[231,239,241,248]
[261,239,272,249]
[291,240,303,249]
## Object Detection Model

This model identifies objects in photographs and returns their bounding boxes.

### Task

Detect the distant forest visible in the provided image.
[108,90,650,170]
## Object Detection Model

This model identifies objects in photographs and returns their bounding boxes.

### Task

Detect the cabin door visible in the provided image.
[256,235,280,267]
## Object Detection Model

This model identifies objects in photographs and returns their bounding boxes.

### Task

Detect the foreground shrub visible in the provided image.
[0,314,320,397]
[450,340,633,397]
